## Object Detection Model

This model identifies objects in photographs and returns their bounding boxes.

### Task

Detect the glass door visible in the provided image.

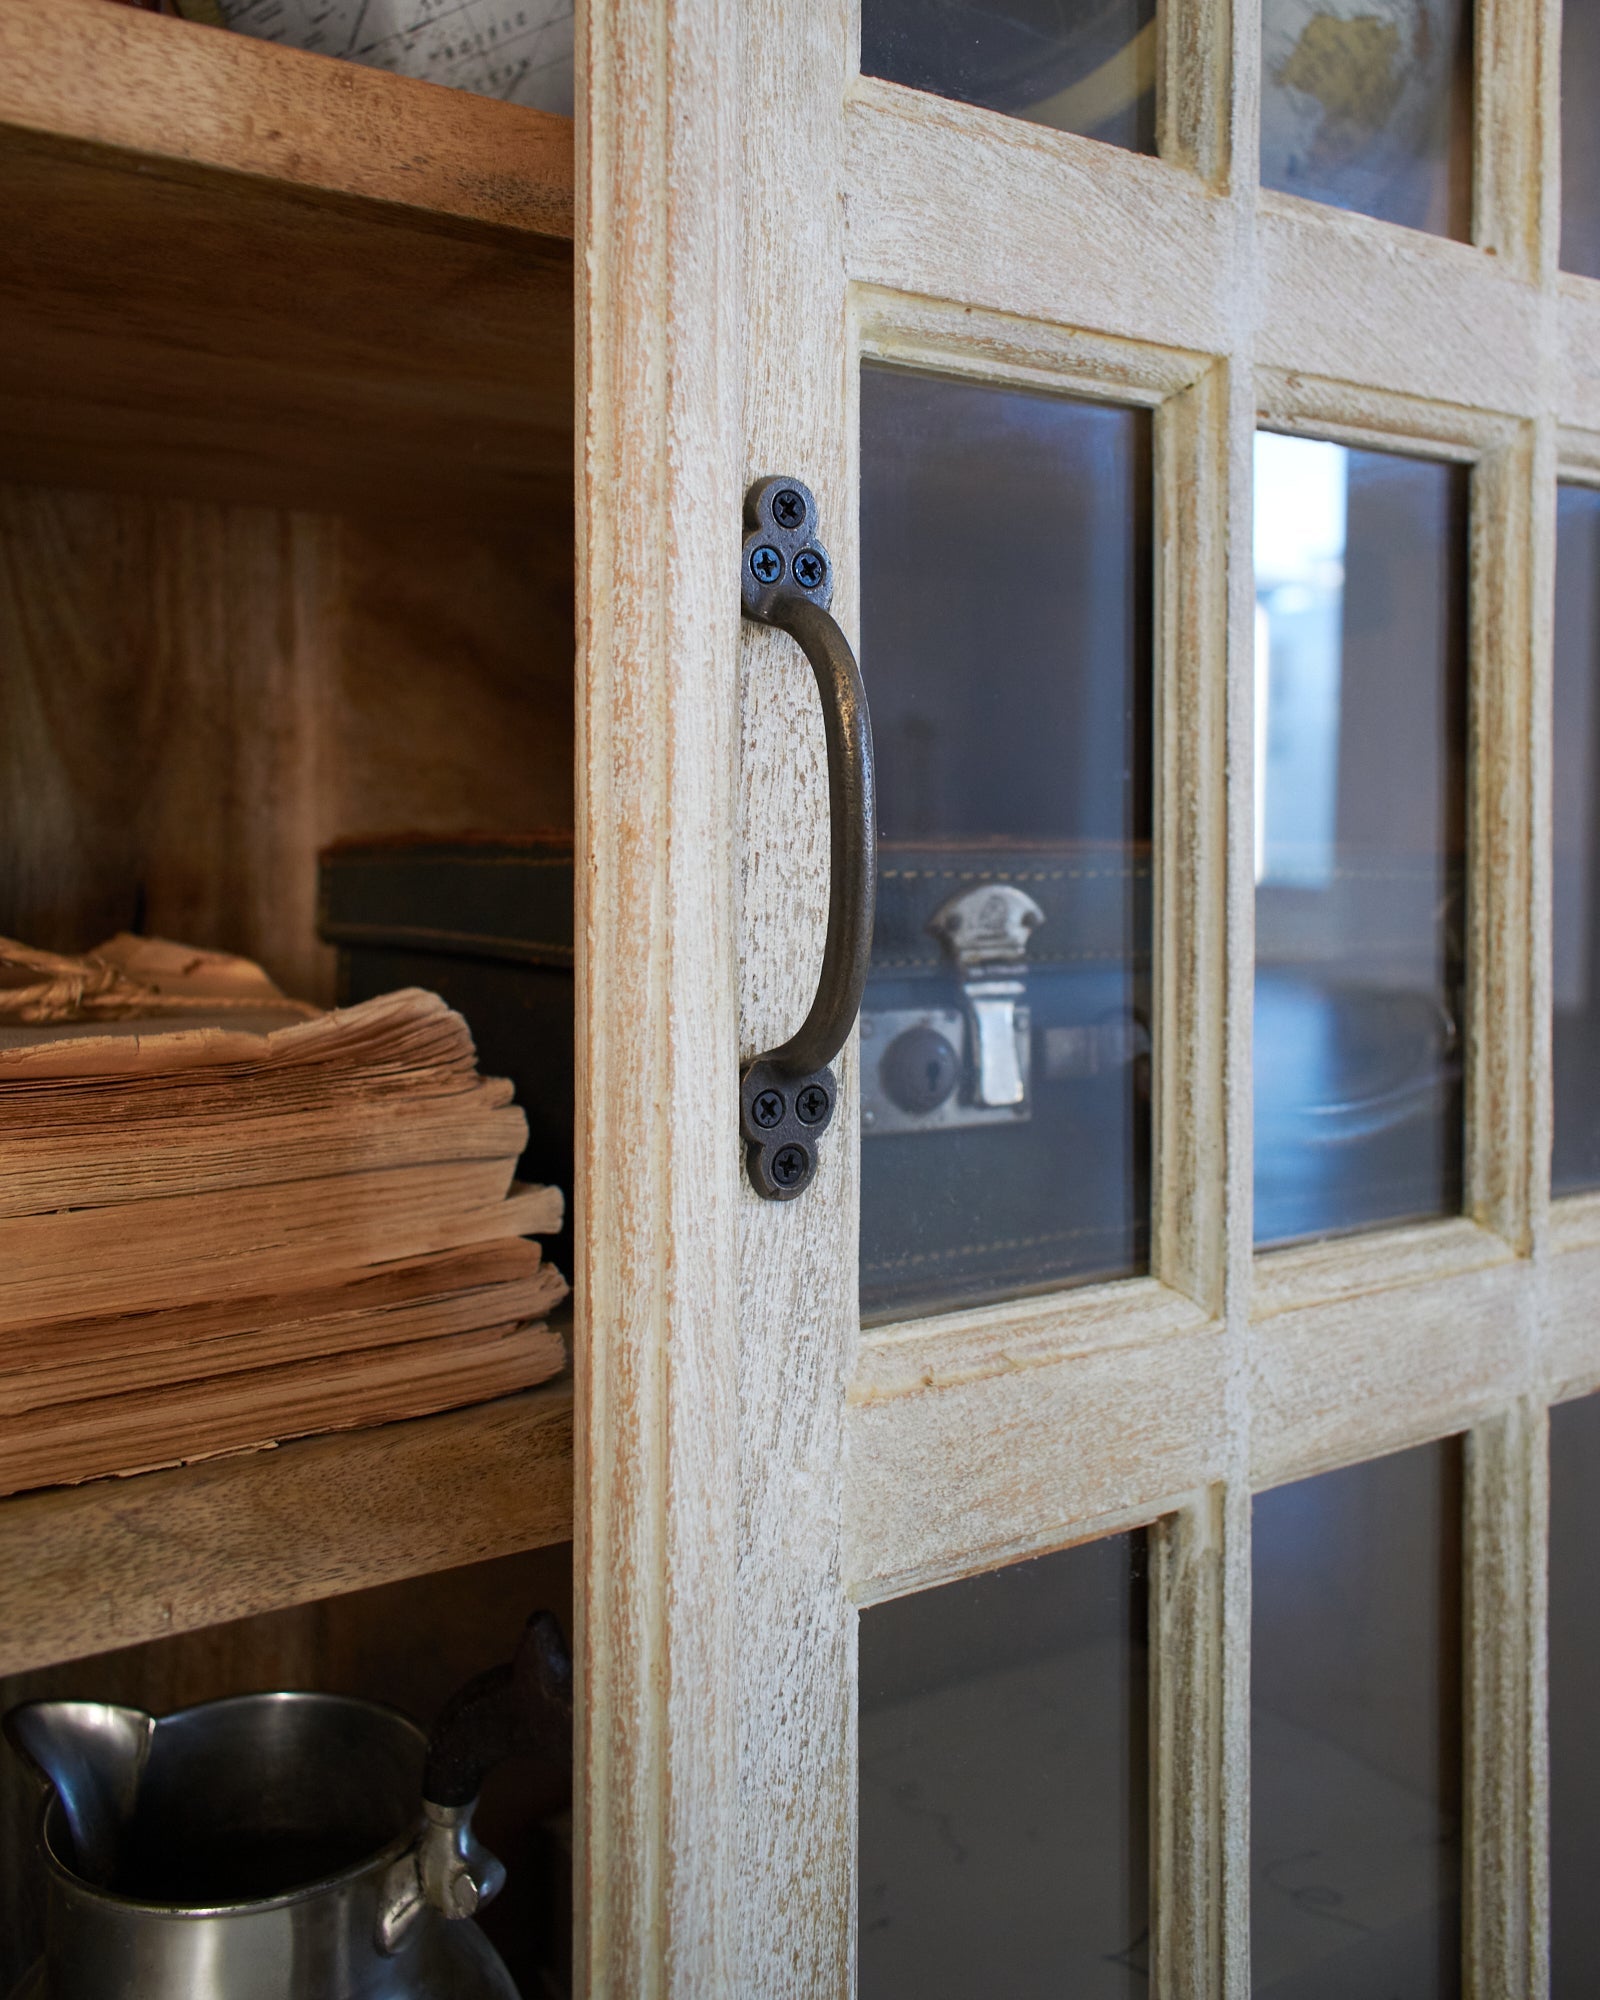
[577,0,1587,1992]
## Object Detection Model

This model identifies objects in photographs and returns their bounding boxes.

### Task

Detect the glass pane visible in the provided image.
[1553,484,1600,1194]
[1561,0,1600,279]
[1550,1394,1600,1995]
[861,0,1156,153]
[859,365,1152,1322]
[859,1534,1149,1999]
[1260,0,1472,237]
[1252,1441,1463,2000]
[1253,434,1468,1249]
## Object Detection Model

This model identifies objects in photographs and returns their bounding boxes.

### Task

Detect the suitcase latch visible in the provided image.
[861,883,1045,1137]
[930,884,1045,1107]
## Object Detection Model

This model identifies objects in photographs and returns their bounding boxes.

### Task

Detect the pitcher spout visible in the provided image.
[5,1698,155,1885]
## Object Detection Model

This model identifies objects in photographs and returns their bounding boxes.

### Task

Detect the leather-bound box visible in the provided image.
[859,839,1153,1323]
[318,834,575,1282]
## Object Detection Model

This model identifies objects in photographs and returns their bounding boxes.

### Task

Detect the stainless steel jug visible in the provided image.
[4,1612,572,2000]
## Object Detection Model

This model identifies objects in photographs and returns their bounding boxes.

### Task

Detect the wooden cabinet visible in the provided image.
[5,0,1600,1993]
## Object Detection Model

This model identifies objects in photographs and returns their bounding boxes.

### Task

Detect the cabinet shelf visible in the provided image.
[0,1369,574,1677]
[0,0,575,513]
[0,1,580,1682]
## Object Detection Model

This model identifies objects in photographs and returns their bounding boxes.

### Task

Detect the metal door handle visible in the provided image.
[739,476,877,1200]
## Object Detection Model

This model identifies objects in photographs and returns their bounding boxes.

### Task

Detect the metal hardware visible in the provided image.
[929,882,1045,1109]
[4,1609,572,2000]
[377,1800,504,1951]
[860,883,1048,1139]
[740,476,877,1201]
[861,1005,1031,1137]
[5,1693,521,1999]
[379,1609,572,1953]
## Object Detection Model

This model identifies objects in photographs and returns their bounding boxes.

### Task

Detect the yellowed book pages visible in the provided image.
[0,1082,525,1218]
[0,1319,568,1496]
[0,1166,564,1333]
[0,986,474,1091]
[0,1241,570,1413]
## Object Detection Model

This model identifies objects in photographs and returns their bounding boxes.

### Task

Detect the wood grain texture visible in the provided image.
[846,80,1236,358]
[1255,197,1542,418]
[0,16,574,515]
[574,0,741,1992]
[0,487,574,1005]
[0,0,574,238]
[1251,1261,1529,1489]
[1542,1236,1600,1397]
[1154,363,1230,1313]
[1463,1403,1549,2000]
[1473,0,1560,284]
[1559,280,1600,436]
[0,485,335,998]
[847,1299,1222,1602]
[1467,430,1544,1254]
[1150,1494,1227,2000]
[0,1377,572,1677]
[737,0,857,1991]
[1157,0,1231,186]
[1215,192,1260,1999]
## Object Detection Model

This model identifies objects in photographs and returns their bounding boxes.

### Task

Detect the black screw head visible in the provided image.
[772,488,806,530]
[750,545,782,585]
[796,1082,830,1125]
[771,1143,810,1188]
[752,1088,785,1129]
[793,548,827,590]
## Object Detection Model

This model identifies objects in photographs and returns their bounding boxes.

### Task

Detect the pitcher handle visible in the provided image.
[376,1611,572,1955]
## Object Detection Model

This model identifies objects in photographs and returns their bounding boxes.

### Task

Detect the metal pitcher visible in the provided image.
[4,1612,572,2000]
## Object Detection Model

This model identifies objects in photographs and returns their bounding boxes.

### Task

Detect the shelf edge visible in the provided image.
[0,1377,575,1676]
[0,0,575,240]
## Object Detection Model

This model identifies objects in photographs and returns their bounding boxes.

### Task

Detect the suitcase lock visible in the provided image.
[862,883,1045,1137]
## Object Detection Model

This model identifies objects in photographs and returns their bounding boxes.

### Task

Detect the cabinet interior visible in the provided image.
[0,2,581,1972]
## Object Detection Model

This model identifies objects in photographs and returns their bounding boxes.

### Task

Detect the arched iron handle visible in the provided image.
[740,476,877,1200]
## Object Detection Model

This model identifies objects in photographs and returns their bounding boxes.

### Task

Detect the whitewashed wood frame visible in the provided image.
[577,0,1590,1991]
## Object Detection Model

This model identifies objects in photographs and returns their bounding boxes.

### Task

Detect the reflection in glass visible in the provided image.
[1553,486,1600,1194]
[1260,0,1472,237]
[1253,433,1468,1248]
[861,0,1156,153]
[1550,1394,1600,1995]
[1562,0,1600,279]
[1252,1441,1463,2000]
[859,365,1152,1322]
[860,1534,1149,1999]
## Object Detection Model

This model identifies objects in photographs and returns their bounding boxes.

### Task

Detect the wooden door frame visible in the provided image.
[577,0,1585,1993]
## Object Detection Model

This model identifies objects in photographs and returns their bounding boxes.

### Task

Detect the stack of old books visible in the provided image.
[0,934,566,1495]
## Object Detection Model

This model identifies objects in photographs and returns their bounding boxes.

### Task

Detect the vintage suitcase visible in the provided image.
[318,832,1155,1325]
[319,831,1459,1323]
[318,834,576,1283]
[858,838,1152,1324]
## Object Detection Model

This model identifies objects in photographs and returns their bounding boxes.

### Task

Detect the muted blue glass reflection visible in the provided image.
[1252,434,1467,1247]
[1552,485,1600,1194]
[862,0,1156,153]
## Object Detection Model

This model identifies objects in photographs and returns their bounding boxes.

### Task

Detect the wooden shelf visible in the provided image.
[0,0,575,514]
[0,3,581,1682]
[0,1373,574,1677]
